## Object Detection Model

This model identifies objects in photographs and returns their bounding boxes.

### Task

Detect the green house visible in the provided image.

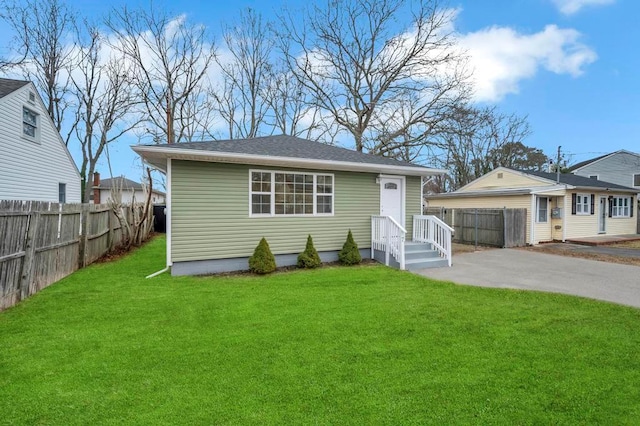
[133,135,453,275]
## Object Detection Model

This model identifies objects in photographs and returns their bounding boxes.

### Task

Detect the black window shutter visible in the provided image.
[608,196,613,218]
[571,193,577,215]
[590,194,595,215]
[631,196,634,218]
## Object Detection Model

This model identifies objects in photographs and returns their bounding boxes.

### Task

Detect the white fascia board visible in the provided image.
[131,145,447,177]
[426,188,533,198]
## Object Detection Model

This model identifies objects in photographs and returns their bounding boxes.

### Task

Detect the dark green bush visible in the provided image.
[297,235,322,269]
[248,237,277,274]
[338,229,362,265]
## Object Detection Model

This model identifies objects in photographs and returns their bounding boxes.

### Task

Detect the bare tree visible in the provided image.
[105,6,216,144]
[431,106,535,192]
[71,25,139,202]
[277,0,470,156]
[0,0,77,140]
[213,8,273,139]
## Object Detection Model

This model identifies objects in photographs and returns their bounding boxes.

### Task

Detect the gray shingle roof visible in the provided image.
[156,135,425,169]
[0,78,30,99]
[523,169,637,191]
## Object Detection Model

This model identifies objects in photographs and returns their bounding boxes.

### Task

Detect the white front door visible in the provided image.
[380,176,404,227]
[599,196,607,233]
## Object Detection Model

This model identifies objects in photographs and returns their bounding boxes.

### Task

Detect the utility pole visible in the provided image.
[556,145,561,183]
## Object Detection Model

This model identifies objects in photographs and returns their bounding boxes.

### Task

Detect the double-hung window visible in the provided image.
[58,183,66,203]
[611,197,631,217]
[575,193,590,215]
[536,197,548,223]
[23,107,38,139]
[250,170,334,216]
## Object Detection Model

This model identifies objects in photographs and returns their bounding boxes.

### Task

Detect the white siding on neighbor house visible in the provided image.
[572,151,640,190]
[0,84,80,202]
[98,189,165,204]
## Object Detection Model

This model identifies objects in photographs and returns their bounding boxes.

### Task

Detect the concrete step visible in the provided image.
[405,256,449,270]
[404,242,433,253]
[405,249,440,261]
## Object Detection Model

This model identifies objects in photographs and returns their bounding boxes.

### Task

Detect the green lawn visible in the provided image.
[1,237,640,425]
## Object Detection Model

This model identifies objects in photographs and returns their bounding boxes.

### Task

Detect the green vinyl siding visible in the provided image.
[171,161,383,262]
[405,175,421,237]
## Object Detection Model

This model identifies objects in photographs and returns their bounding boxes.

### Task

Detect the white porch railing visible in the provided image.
[413,215,454,267]
[371,215,406,270]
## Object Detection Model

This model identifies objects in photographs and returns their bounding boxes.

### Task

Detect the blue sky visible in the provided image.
[2,0,638,181]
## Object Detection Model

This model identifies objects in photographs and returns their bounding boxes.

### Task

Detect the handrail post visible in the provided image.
[385,218,390,266]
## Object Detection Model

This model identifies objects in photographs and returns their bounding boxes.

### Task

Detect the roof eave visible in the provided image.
[131,145,447,177]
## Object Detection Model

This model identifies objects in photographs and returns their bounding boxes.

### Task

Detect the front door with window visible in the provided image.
[599,196,606,233]
[380,177,404,227]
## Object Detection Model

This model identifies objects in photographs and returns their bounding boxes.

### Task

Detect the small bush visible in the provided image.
[249,237,276,274]
[339,229,362,265]
[297,235,322,269]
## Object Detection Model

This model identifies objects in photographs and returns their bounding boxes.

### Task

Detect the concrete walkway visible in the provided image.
[417,249,640,308]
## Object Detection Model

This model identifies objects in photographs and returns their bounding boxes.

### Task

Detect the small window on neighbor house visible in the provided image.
[497,173,503,179]
[22,107,38,139]
[611,196,631,217]
[58,183,66,203]
[537,197,548,223]
[575,193,590,215]
[634,174,640,187]
[28,91,36,103]
[589,175,598,180]
[384,182,398,190]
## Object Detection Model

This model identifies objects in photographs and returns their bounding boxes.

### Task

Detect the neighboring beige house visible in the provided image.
[91,173,165,205]
[0,78,81,202]
[426,167,637,245]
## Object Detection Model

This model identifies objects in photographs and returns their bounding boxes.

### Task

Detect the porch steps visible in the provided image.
[404,241,449,270]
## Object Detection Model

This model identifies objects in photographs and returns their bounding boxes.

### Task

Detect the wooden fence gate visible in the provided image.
[424,207,527,248]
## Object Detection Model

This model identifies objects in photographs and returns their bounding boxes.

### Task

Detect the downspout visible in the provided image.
[146,267,169,279]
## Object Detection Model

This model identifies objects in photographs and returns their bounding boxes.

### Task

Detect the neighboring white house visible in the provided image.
[91,173,165,205]
[0,78,81,202]
[569,150,640,191]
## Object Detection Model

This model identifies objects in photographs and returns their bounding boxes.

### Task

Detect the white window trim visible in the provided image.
[248,169,335,217]
[536,196,548,223]
[22,105,40,143]
[576,193,590,215]
[611,196,631,218]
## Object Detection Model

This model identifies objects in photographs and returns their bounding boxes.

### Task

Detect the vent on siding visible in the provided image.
[28,91,36,103]
[497,172,503,179]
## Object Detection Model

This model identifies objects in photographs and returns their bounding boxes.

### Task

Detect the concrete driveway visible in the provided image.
[417,249,640,308]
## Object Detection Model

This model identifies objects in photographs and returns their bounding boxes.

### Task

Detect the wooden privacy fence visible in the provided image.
[424,207,527,248]
[0,200,152,311]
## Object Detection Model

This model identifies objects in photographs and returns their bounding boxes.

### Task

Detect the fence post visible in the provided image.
[78,204,90,269]
[474,209,478,250]
[107,206,114,251]
[503,207,508,248]
[19,212,40,301]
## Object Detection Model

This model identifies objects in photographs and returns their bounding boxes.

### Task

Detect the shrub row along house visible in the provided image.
[133,135,453,275]
[426,167,637,245]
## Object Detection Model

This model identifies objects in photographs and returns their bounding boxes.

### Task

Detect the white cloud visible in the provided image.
[552,0,615,15]
[459,24,597,102]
